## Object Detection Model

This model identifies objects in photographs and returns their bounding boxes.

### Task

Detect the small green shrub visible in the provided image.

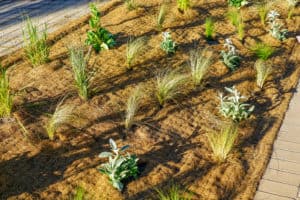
[86,4,115,52]
[189,48,213,86]
[255,59,272,88]
[228,0,248,8]
[23,17,49,66]
[125,87,143,130]
[157,4,167,31]
[156,184,192,200]
[45,103,74,140]
[99,139,139,191]
[160,32,176,55]
[205,17,215,40]
[251,42,275,60]
[0,66,13,117]
[267,10,288,41]
[126,37,147,69]
[207,123,238,162]
[69,46,90,100]
[177,0,190,13]
[220,39,241,71]
[155,70,187,107]
[124,0,137,10]
[219,86,254,123]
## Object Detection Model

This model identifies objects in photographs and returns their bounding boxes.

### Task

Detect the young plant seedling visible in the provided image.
[267,10,288,41]
[205,17,215,41]
[227,7,244,40]
[189,48,213,86]
[219,86,254,123]
[250,42,275,60]
[206,122,238,162]
[86,4,116,52]
[160,32,177,55]
[124,0,137,11]
[23,17,49,66]
[125,86,143,130]
[99,139,139,191]
[45,102,74,140]
[220,39,241,71]
[155,184,192,200]
[255,59,272,88]
[177,0,190,13]
[157,4,167,31]
[0,66,13,117]
[155,69,187,107]
[126,37,147,70]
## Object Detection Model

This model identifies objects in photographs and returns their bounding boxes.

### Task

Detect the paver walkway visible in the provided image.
[255,63,300,199]
[0,0,98,56]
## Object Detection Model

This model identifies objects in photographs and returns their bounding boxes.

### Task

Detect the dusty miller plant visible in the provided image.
[220,38,241,71]
[99,139,139,191]
[267,10,288,41]
[219,86,254,123]
[160,32,176,54]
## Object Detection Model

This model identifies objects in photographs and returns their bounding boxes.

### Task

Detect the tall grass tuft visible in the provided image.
[125,0,137,10]
[125,87,143,130]
[69,46,90,100]
[255,59,272,88]
[227,7,244,40]
[156,184,192,200]
[206,123,238,162]
[256,1,273,26]
[177,0,190,13]
[287,0,298,19]
[250,42,275,60]
[189,48,213,86]
[157,4,167,31]
[155,70,187,107]
[0,66,13,117]
[73,186,85,200]
[23,17,49,66]
[45,102,74,140]
[205,17,215,41]
[126,37,147,70]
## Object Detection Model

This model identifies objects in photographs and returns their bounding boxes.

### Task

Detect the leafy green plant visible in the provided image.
[267,10,288,41]
[255,59,272,88]
[86,4,115,52]
[125,87,143,130]
[250,42,275,60]
[287,0,298,19]
[220,39,241,71]
[228,0,248,8]
[219,86,254,123]
[124,0,137,10]
[69,46,90,100]
[156,184,192,200]
[157,4,167,31]
[189,48,213,86]
[23,17,49,66]
[160,32,176,55]
[0,66,13,117]
[205,17,215,41]
[155,70,187,107]
[99,139,139,191]
[206,123,238,162]
[177,0,190,13]
[45,103,74,140]
[126,37,147,70]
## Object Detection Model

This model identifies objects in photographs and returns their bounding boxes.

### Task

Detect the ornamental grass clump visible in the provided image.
[189,48,213,86]
[156,184,192,200]
[255,59,272,88]
[227,7,244,40]
[206,123,238,162]
[69,46,90,100]
[124,0,137,11]
[0,66,13,117]
[177,0,190,13]
[256,1,273,26]
[160,32,177,55]
[23,17,49,66]
[45,103,74,140]
[126,37,147,69]
[267,10,288,41]
[250,42,275,60]
[219,86,254,123]
[287,0,298,19]
[205,17,215,41]
[125,87,143,130]
[86,4,115,52]
[99,139,139,191]
[155,70,188,107]
[220,38,241,71]
[157,4,167,31]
